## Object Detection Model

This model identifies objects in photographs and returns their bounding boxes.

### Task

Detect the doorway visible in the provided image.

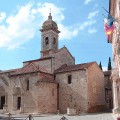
[0,96,5,109]
[17,97,21,110]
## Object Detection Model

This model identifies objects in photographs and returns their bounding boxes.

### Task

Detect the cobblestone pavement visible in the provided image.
[0,113,118,120]
[32,113,116,120]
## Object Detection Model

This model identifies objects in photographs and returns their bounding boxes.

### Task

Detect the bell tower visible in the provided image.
[40,13,60,57]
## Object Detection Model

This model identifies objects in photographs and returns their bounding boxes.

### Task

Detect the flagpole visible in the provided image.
[102,7,109,13]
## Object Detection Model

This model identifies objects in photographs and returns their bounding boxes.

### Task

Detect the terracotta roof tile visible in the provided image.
[54,62,95,73]
[23,56,52,63]
[23,46,74,64]
[0,69,18,74]
[10,62,48,76]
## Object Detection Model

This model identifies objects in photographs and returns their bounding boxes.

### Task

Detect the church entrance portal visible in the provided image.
[0,96,5,109]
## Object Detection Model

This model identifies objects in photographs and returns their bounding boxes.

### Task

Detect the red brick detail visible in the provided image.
[10,62,48,76]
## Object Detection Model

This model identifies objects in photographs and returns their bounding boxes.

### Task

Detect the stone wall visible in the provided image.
[53,47,75,72]
[23,47,75,74]
[0,72,57,114]
[36,82,57,113]
[87,63,105,112]
[9,73,38,113]
[56,70,88,114]
[23,59,52,73]
[104,71,113,110]
[0,72,13,112]
[41,30,58,54]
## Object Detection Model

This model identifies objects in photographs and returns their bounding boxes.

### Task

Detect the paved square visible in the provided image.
[10,113,117,120]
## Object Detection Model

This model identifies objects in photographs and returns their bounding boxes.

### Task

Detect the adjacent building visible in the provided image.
[109,0,120,113]
[55,62,105,113]
[104,70,113,111]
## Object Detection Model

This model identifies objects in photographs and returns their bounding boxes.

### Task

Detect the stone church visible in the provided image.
[0,13,105,114]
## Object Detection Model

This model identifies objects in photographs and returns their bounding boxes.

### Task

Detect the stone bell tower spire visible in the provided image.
[48,8,52,20]
[40,12,60,58]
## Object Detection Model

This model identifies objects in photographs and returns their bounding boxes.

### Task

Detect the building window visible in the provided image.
[53,38,56,44]
[17,97,21,110]
[0,96,5,109]
[45,37,49,45]
[68,75,72,84]
[27,80,29,90]
[52,88,54,96]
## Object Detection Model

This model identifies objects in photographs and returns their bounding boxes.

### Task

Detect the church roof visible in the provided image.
[23,56,52,63]
[23,46,75,64]
[10,62,48,76]
[54,62,96,73]
[0,69,17,74]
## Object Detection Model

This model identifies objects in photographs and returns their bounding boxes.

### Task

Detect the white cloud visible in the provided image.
[102,67,107,71]
[0,3,37,49]
[58,24,79,40]
[37,3,64,23]
[0,2,98,49]
[84,0,93,5]
[88,27,97,33]
[0,12,6,23]
[59,20,96,39]
[79,20,96,30]
[0,2,65,49]
[88,10,99,19]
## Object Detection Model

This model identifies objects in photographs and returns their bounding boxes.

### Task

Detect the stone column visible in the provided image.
[113,80,119,113]
[5,91,7,107]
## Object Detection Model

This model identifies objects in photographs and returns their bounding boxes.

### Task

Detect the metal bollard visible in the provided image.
[28,114,32,120]
[8,113,11,120]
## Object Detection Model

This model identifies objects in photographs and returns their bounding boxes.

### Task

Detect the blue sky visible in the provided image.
[0,0,111,70]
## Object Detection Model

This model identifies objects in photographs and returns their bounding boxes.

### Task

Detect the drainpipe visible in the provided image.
[51,57,52,73]
[57,83,59,114]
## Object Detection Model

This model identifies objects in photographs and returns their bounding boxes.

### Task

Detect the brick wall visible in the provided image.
[23,47,75,74]
[87,63,106,112]
[56,70,88,114]
[53,47,75,72]
[23,59,52,73]
[37,82,57,113]
[0,72,58,114]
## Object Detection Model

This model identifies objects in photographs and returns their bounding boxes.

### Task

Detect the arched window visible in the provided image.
[68,75,72,84]
[27,80,29,90]
[53,38,56,44]
[45,37,49,45]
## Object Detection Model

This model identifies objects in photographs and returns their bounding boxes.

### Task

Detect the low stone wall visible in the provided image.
[88,105,106,113]
[67,108,77,115]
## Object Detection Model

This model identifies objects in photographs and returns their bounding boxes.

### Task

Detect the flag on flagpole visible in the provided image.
[103,7,116,42]
[107,14,116,27]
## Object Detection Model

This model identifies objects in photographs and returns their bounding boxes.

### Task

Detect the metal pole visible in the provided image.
[29,114,32,120]
[8,113,11,120]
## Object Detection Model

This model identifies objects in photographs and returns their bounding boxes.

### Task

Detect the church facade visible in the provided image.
[0,13,105,114]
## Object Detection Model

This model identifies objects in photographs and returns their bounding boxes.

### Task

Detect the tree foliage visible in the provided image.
[99,61,102,70]
[108,57,112,70]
